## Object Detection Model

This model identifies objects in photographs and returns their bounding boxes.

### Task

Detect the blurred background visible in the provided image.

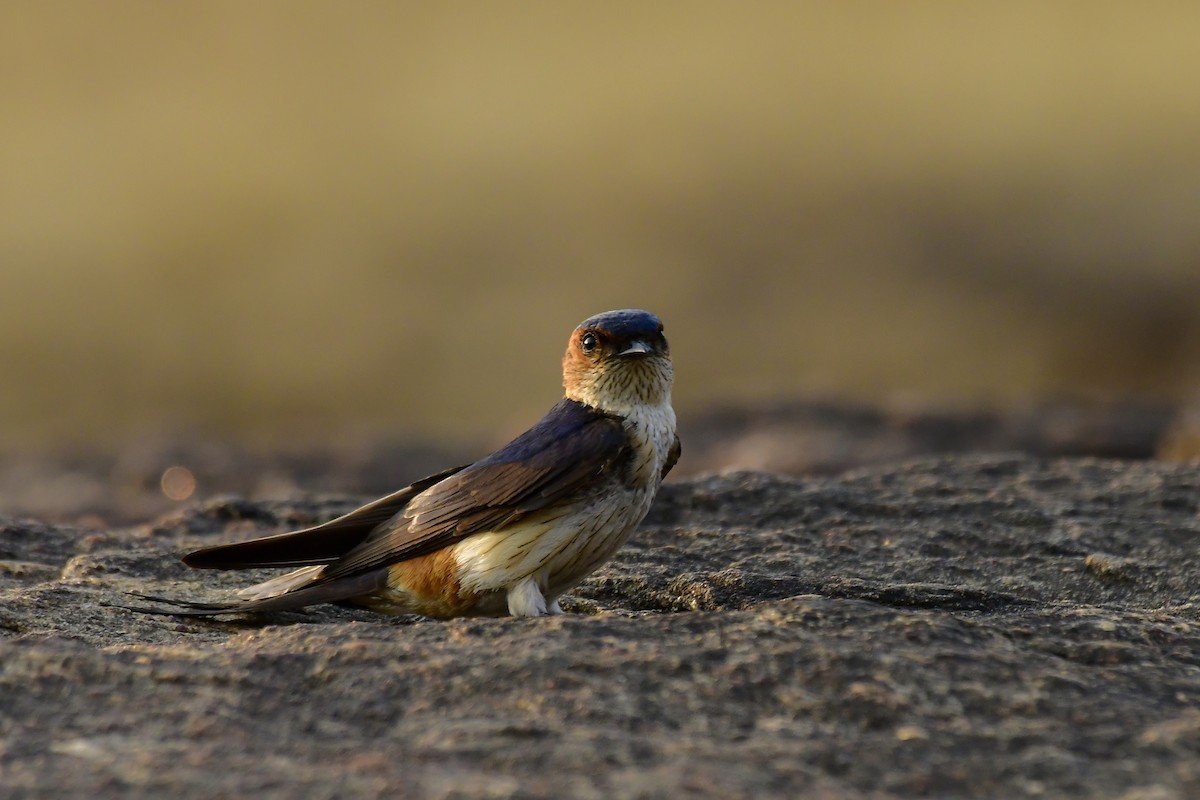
[2,4,1200,519]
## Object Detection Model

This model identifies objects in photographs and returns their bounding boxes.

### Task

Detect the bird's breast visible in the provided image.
[449,400,676,599]
[619,401,677,490]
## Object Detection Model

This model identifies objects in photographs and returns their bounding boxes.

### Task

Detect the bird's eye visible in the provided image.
[580,332,599,353]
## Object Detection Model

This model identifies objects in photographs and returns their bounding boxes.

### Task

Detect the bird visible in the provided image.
[129,309,679,620]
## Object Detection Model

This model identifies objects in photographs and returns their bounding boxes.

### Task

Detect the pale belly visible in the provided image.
[451,483,657,614]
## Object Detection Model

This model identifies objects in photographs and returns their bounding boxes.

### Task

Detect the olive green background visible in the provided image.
[4,3,1199,448]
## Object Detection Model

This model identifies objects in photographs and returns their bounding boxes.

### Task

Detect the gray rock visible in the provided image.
[2,455,1199,798]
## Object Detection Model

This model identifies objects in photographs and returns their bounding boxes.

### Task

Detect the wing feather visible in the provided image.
[661,433,681,479]
[319,399,628,581]
[182,466,466,569]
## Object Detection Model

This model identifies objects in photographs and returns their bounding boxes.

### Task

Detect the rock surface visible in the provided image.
[3,454,1200,798]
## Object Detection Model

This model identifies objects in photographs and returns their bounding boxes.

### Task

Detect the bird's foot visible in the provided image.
[547,599,564,616]
[507,578,548,618]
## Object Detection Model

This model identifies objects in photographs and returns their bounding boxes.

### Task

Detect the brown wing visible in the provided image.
[182,466,467,570]
[319,399,629,581]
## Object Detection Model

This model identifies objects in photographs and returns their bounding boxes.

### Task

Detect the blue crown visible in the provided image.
[576,309,662,337]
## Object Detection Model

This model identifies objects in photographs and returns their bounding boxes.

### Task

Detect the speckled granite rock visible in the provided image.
[2,455,1200,798]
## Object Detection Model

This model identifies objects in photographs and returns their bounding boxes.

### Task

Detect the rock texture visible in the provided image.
[3,454,1200,798]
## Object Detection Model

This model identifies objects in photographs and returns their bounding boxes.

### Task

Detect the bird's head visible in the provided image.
[563,309,673,413]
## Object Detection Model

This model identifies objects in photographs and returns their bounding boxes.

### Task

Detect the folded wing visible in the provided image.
[182,466,466,570]
[318,399,629,581]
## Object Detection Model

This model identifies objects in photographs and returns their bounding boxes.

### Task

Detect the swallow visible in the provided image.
[130,309,679,619]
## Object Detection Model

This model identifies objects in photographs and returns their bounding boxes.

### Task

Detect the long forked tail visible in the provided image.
[117,568,390,618]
